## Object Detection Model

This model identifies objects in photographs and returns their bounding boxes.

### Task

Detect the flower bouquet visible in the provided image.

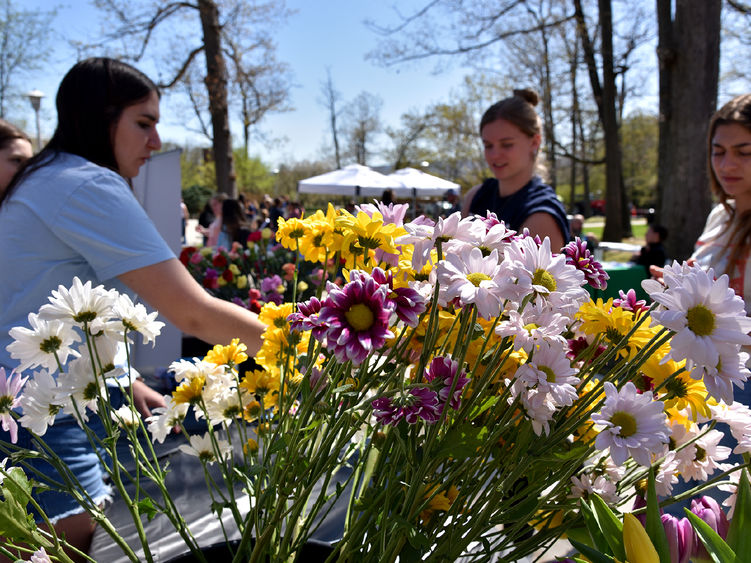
[2,202,751,562]
[179,228,319,312]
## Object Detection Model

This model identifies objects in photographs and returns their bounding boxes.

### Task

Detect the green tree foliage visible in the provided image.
[620,111,658,208]
[181,148,216,194]
[182,184,213,216]
[233,148,274,196]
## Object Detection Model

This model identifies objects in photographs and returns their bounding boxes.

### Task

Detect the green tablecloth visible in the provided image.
[586,261,650,303]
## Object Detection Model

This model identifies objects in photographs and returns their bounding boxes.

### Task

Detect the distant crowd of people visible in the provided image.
[194,193,305,247]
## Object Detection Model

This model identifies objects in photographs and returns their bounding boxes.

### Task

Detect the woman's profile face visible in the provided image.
[481,118,540,187]
[711,122,751,203]
[112,90,161,179]
[0,137,33,194]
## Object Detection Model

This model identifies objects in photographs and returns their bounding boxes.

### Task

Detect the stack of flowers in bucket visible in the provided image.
[1,202,751,562]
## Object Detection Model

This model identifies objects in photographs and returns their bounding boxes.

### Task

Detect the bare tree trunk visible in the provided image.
[540,24,557,187]
[657,0,720,260]
[198,0,235,197]
[568,38,579,213]
[574,0,624,240]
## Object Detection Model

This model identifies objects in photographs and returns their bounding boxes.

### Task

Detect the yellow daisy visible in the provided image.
[172,375,206,406]
[659,372,711,421]
[419,484,459,524]
[204,338,248,367]
[276,217,309,251]
[258,303,295,335]
[240,369,281,407]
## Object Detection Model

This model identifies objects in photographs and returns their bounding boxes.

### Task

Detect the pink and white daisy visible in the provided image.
[563,237,609,290]
[361,268,427,327]
[396,218,436,272]
[435,247,505,319]
[423,355,469,411]
[569,473,620,504]
[687,346,749,404]
[318,273,394,365]
[646,264,751,369]
[0,368,27,443]
[372,386,441,425]
[592,381,669,466]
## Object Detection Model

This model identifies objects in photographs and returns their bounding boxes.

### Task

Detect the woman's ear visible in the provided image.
[531,133,542,156]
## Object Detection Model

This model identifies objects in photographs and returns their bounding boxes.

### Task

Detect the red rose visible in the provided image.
[222,269,234,282]
[179,247,196,266]
[212,254,228,268]
[249,299,262,313]
[248,230,262,242]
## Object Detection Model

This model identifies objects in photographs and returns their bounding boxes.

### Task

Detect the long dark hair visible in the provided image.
[222,198,250,244]
[1,57,159,206]
[707,94,751,275]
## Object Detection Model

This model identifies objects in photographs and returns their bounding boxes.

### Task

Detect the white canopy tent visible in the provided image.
[297,164,404,197]
[386,167,459,197]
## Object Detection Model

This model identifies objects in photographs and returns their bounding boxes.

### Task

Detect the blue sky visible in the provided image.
[19,1,470,168]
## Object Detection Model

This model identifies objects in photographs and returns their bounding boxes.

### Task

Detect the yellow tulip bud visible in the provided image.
[297,281,309,292]
[261,228,272,240]
[217,276,227,287]
[236,275,248,289]
[229,264,240,275]
[623,513,659,563]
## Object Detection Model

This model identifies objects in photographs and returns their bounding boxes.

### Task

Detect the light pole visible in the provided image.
[26,89,44,152]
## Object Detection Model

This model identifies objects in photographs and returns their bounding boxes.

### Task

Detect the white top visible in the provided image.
[691,203,751,312]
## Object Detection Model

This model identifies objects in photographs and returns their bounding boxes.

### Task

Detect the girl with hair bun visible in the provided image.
[462,88,569,250]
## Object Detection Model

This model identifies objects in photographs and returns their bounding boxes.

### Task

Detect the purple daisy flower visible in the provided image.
[403,387,441,424]
[613,288,649,314]
[260,274,285,305]
[424,356,469,411]
[362,268,427,327]
[318,274,393,365]
[288,297,328,339]
[563,237,609,289]
[372,387,441,425]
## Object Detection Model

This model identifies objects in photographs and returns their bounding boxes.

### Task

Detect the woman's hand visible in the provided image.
[130,378,166,418]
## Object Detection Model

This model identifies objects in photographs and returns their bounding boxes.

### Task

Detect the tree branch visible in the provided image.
[157,45,205,89]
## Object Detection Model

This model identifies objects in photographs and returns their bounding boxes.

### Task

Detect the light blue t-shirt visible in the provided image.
[0,152,175,371]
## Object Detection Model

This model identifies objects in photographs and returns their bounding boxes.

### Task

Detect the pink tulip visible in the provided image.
[661,513,693,563]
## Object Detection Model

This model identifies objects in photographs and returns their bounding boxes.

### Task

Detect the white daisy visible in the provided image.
[178,432,232,464]
[513,342,579,407]
[672,423,731,482]
[7,313,80,373]
[39,277,117,331]
[168,358,226,384]
[147,396,188,444]
[111,405,140,428]
[647,265,751,370]
[113,293,164,346]
[58,356,106,422]
[653,449,681,496]
[29,547,52,563]
[569,473,620,504]
[396,218,436,272]
[688,346,749,404]
[511,385,557,436]
[503,237,588,315]
[592,381,669,466]
[495,305,569,353]
[435,247,505,319]
[18,370,63,436]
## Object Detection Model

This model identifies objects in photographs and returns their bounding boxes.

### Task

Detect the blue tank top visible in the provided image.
[469,176,570,242]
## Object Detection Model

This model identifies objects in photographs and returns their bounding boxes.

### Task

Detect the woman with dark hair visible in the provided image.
[690,94,751,312]
[0,58,265,557]
[217,198,251,248]
[462,88,568,250]
[0,119,32,195]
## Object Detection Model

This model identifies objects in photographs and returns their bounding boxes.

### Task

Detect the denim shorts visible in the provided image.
[9,388,125,523]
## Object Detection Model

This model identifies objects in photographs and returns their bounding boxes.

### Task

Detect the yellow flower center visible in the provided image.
[345,303,375,331]
[466,272,491,287]
[532,269,557,292]
[523,323,539,333]
[686,304,715,336]
[610,411,638,438]
[539,365,556,383]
